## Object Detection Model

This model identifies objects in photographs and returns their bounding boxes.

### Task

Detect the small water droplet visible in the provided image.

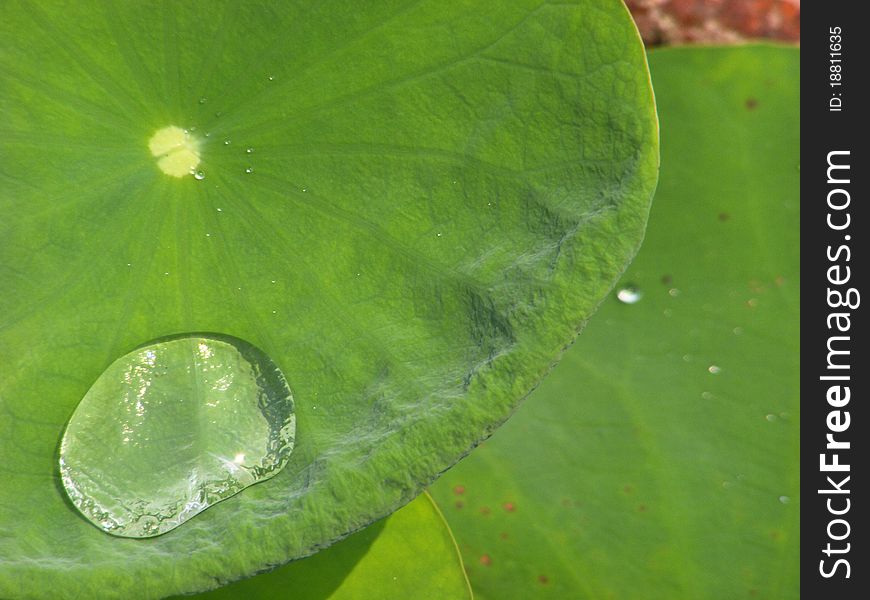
[205,233,211,237]
[301,187,308,193]
[766,414,778,422]
[733,327,744,335]
[436,232,442,237]
[708,365,721,374]
[215,111,222,118]
[198,97,207,104]
[268,75,274,81]
[668,288,680,297]
[216,208,223,212]
[270,280,276,284]
[701,391,713,400]
[59,334,296,538]
[616,285,642,304]
[194,171,205,180]
[126,263,132,267]
[163,272,170,276]
[245,167,253,174]
[682,354,692,362]
[779,495,791,504]
[722,481,735,489]
[246,147,254,154]
[223,139,231,145]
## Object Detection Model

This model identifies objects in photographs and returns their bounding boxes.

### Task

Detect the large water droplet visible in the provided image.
[59,334,295,538]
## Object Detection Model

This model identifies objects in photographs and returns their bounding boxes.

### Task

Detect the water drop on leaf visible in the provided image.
[616,285,642,304]
[59,334,296,538]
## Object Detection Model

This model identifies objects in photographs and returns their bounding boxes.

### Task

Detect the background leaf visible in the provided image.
[0,1,656,598]
[431,45,799,599]
[182,493,471,600]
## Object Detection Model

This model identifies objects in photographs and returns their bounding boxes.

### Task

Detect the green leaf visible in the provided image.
[182,493,472,600]
[431,45,799,599]
[0,1,657,597]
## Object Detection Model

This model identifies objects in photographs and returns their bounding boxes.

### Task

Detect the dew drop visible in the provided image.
[616,285,642,304]
[668,288,680,297]
[779,495,791,504]
[245,167,253,174]
[198,97,207,105]
[268,75,274,81]
[194,170,205,181]
[59,334,296,538]
[223,139,231,145]
[708,365,722,374]
[246,147,254,154]
[765,414,778,422]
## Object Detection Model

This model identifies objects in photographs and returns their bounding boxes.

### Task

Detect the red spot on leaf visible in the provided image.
[480,506,491,516]
[623,485,633,494]
[745,97,758,110]
[480,554,492,567]
[638,504,647,512]
[453,485,465,495]
[499,532,509,540]
[455,500,464,509]
[538,575,550,585]
[719,212,730,221]
[503,502,516,512]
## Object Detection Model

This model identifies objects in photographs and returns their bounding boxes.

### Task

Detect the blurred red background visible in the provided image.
[625,0,800,45]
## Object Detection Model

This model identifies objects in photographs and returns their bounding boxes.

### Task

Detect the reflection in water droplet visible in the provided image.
[708,365,722,374]
[779,495,791,504]
[59,334,296,538]
[616,285,642,304]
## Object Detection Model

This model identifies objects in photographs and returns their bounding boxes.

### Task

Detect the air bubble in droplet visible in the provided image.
[616,285,642,304]
[59,334,296,538]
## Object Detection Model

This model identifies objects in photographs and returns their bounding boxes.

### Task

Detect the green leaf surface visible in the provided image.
[431,45,799,599]
[183,493,471,600]
[0,1,657,598]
